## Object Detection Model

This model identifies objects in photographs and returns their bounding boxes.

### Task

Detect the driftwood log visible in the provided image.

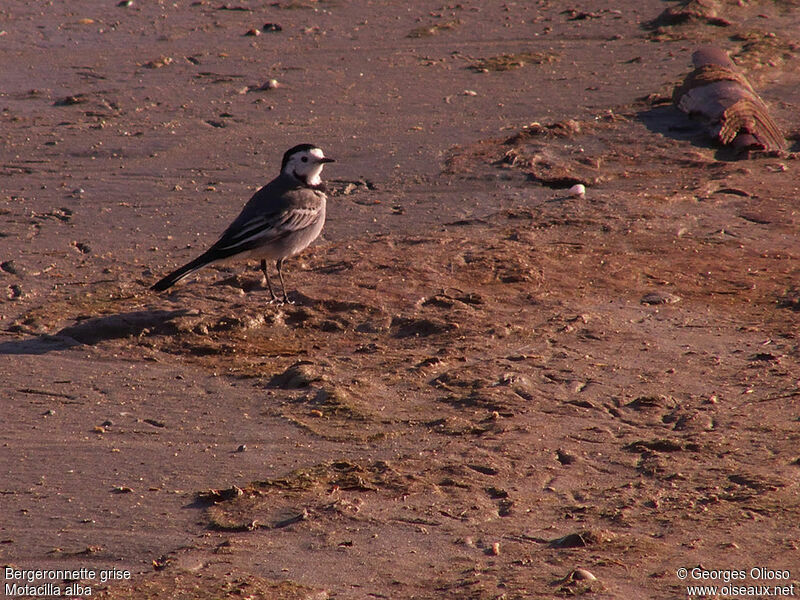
[673,46,785,155]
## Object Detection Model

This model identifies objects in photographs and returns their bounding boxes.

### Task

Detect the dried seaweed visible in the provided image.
[673,46,785,155]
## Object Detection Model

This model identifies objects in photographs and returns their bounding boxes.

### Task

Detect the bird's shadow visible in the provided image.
[0,308,191,355]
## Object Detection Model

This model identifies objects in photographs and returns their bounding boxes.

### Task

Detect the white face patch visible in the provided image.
[286,148,327,186]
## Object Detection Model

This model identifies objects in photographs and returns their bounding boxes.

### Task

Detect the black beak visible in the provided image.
[319,157,335,163]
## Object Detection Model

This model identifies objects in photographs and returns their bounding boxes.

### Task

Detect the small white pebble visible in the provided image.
[572,568,597,581]
[569,183,586,198]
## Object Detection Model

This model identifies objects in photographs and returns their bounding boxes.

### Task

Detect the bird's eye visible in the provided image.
[301,156,308,162]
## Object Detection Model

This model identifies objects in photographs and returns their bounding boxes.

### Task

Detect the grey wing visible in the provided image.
[210,187,324,255]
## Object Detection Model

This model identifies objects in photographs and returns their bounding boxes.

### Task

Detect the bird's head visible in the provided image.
[281,144,335,187]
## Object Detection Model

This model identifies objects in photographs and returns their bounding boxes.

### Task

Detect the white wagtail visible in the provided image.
[151,144,335,303]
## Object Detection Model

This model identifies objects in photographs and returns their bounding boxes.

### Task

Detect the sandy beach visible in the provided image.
[1,1,798,598]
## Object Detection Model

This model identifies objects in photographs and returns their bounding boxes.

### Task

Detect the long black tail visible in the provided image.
[151,254,214,292]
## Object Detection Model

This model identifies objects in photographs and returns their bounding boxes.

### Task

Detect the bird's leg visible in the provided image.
[261,259,280,303]
[276,258,292,304]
